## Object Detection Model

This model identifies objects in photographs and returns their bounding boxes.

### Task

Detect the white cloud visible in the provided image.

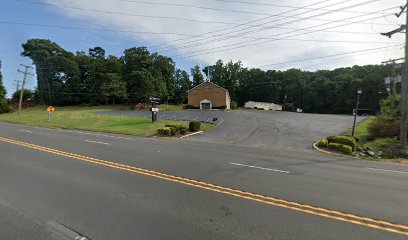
[43,0,404,70]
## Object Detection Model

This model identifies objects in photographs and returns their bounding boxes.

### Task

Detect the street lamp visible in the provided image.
[351,90,363,137]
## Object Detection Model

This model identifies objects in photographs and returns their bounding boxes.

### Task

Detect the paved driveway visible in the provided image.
[97,110,362,149]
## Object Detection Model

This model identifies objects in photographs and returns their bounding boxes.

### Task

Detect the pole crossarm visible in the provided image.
[382,58,405,64]
[396,3,408,17]
[381,25,406,38]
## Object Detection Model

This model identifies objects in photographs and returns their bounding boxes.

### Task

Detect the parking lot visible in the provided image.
[98,110,362,149]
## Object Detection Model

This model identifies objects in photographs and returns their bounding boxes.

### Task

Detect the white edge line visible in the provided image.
[230,162,290,174]
[217,119,224,126]
[84,140,110,145]
[365,167,408,175]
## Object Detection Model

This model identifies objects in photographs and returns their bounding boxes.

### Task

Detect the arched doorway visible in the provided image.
[200,99,212,110]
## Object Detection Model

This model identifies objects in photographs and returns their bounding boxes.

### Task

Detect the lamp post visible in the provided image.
[351,90,362,137]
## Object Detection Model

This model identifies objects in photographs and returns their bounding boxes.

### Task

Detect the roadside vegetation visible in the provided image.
[15,38,392,114]
[0,61,11,114]
[316,95,407,161]
[0,106,213,137]
[351,95,406,160]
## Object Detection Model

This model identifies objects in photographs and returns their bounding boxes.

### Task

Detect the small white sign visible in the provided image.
[152,108,159,112]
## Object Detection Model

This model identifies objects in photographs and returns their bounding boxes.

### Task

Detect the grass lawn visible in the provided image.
[350,117,375,142]
[0,105,214,137]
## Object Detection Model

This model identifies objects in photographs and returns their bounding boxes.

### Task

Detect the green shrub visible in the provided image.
[328,143,353,154]
[0,100,12,114]
[230,101,238,110]
[327,136,336,143]
[169,127,177,136]
[180,127,188,135]
[283,103,295,111]
[189,121,201,132]
[316,139,328,148]
[157,127,171,136]
[327,136,357,152]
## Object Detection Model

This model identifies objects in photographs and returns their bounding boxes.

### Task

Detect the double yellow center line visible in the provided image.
[1,135,407,236]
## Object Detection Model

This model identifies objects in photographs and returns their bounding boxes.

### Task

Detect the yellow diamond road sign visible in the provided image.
[47,106,55,112]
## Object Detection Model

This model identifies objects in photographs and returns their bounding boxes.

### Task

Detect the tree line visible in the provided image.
[0,61,10,113]
[19,38,393,114]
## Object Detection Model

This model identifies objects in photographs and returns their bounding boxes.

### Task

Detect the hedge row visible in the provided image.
[328,142,353,154]
[316,139,328,148]
[157,121,201,136]
[327,136,357,152]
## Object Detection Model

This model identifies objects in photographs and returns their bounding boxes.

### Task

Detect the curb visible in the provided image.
[313,142,357,159]
[180,131,203,139]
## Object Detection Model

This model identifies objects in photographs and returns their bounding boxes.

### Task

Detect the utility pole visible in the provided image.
[381,2,408,146]
[17,64,33,115]
[13,80,22,93]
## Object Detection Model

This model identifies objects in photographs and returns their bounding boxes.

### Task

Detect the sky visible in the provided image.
[0,0,405,97]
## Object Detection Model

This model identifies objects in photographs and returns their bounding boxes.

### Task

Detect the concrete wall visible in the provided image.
[188,82,230,109]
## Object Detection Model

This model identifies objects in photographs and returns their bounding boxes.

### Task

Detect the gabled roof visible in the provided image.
[187,81,229,93]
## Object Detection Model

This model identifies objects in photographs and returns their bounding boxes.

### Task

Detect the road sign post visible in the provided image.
[47,106,55,121]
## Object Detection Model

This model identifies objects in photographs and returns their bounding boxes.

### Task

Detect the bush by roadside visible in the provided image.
[189,121,201,132]
[327,136,357,152]
[316,136,355,154]
[328,142,353,154]
[352,95,408,159]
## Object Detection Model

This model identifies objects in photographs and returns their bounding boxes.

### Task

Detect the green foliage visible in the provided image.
[316,139,328,148]
[327,136,336,143]
[174,69,191,104]
[179,127,188,135]
[379,95,399,119]
[283,103,295,111]
[20,38,393,113]
[328,143,353,154]
[100,73,127,104]
[230,101,238,110]
[157,127,171,136]
[0,61,10,113]
[169,127,177,135]
[189,121,201,132]
[368,118,399,140]
[327,136,357,152]
[11,89,34,102]
[191,65,204,87]
[164,124,188,135]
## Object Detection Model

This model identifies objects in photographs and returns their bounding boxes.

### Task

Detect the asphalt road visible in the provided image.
[98,110,363,149]
[1,122,408,239]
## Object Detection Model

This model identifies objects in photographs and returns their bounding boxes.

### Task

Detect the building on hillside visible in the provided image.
[244,101,282,111]
[187,82,231,110]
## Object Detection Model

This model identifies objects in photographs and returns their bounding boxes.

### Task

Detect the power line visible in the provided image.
[257,45,403,68]
[149,0,367,49]
[0,21,382,37]
[23,0,395,28]
[159,0,392,53]
[119,0,389,16]
[175,10,398,59]
[168,13,397,55]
